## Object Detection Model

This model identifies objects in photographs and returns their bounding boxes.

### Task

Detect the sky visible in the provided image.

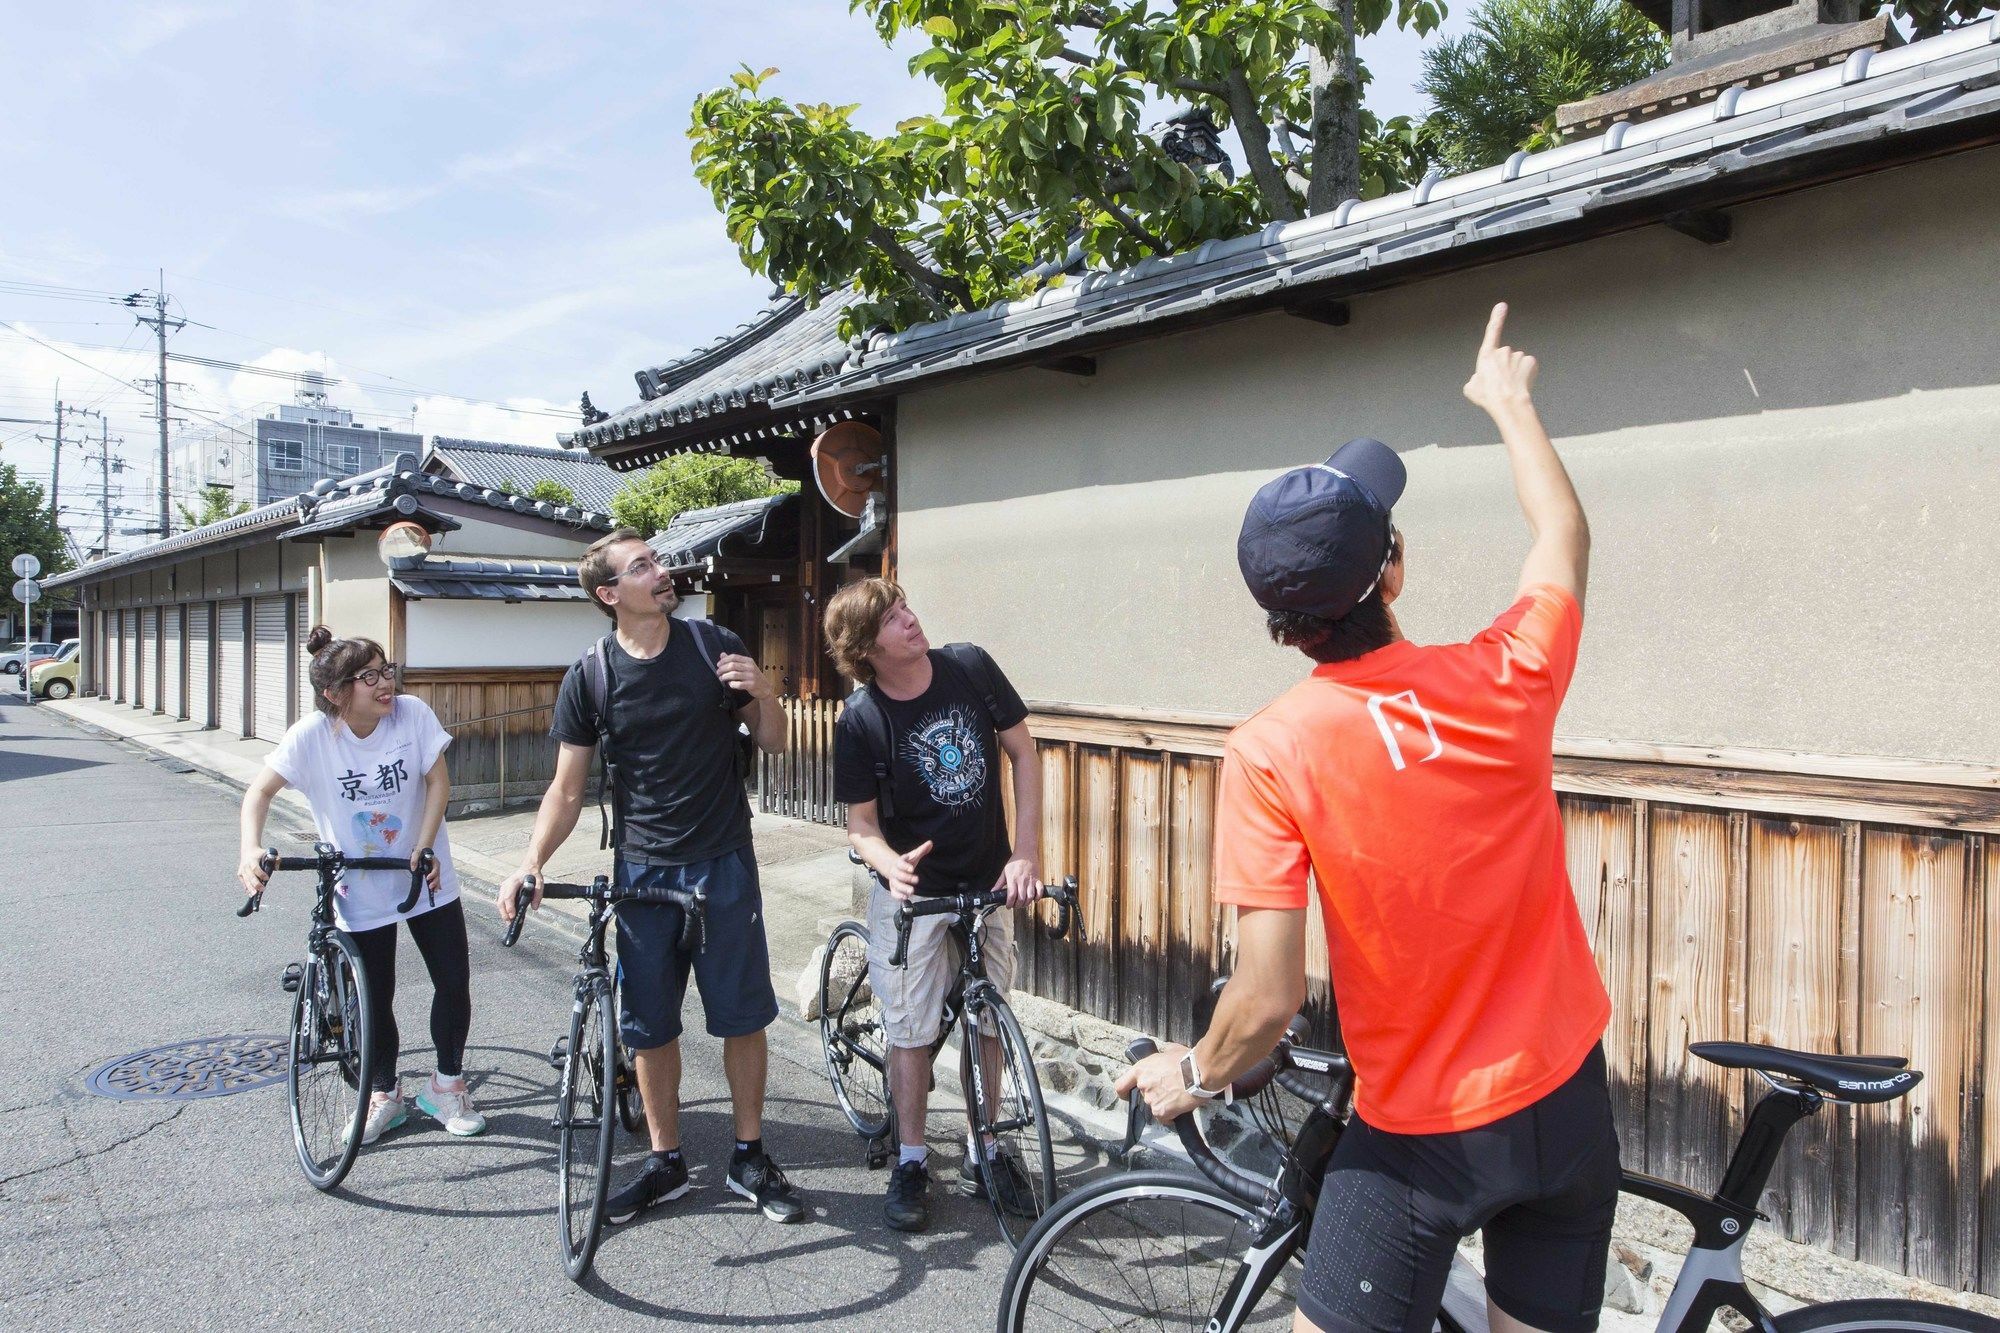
[0,1,1464,552]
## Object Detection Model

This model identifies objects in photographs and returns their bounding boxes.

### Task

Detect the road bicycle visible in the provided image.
[998,1006,1998,1333]
[503,873,700,1282]
[819,856,1080,1247]
[236,842,434,1191]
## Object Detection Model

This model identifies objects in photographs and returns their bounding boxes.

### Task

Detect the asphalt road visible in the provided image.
[0,694,1114,1330]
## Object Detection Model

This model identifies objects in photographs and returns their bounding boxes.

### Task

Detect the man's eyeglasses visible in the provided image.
[348,663,400,688]
[617,556,664,581]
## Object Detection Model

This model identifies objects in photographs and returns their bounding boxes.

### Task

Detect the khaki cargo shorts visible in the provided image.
[865,884,1017,1049]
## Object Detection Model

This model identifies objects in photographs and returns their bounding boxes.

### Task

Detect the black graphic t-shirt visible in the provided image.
[549,622,754,866]
[834,646,1029,897]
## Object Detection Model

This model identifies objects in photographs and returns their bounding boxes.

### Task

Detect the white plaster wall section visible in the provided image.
[401,600,608,670]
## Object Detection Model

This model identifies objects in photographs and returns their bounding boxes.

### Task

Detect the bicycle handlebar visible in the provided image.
[501,873,706,953]
[887,876,1081,968]
[235,845,433,918]
[1125,1020,1319,1211]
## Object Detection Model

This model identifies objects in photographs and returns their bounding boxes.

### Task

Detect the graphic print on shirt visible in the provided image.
[351,809,406,857]
[1366,690,1443,772]
[901,706,988,810]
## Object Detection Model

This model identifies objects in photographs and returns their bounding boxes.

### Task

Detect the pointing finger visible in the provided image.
[905,839,935,866]
[1481,302,1508,351]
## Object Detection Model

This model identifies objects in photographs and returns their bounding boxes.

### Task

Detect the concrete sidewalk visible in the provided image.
[37,693,859,993]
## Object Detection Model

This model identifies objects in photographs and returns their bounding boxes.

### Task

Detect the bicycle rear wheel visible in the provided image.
[287,934,374,1192]
[962,990,1056,1248]
[820,921,893,1140]
[557,984,617,1282]
[1772,1300,2000,1333]
[998,1167,1301,1332]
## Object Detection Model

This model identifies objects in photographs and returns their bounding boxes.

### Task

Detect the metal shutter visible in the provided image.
[294,594,312,724]
[162,606,185,719]
[123,610,140,708]
[93,610,108,697]
[138,608,158,711]
[217,601,247,737]
[251,596,290,742]
[113,611,126,703]
[188,604,214,728]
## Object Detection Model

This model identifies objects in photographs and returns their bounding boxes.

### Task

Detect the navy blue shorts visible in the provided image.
[613,846,779,1050]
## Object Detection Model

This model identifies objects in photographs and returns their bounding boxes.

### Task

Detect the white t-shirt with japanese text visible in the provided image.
[268,695,459,933]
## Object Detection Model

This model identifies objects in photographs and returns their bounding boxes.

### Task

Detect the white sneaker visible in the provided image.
[353,1091,407,1145]
[414,1079,487,1137]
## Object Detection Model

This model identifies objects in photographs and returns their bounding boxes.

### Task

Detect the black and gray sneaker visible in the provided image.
[727,1152,806,1224]
[883,1158,931,1233]
[605,1153,691,1224]
[959,1146,1038,1218]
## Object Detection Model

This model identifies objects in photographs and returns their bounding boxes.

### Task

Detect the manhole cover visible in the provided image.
[85,1035,289,1101]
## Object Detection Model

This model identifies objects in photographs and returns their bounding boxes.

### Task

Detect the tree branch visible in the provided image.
[1051,43,1227,97]
[1223,66,1301,222]
[1082,185,1171,253]
[868,225,973,310]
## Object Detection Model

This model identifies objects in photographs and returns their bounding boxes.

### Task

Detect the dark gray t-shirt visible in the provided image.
[550,621,754,866]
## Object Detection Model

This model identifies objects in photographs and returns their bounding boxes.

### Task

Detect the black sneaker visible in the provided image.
[605,1154,691,1224]
[727,1151,806,1224]
[883,1158,931,1233]
[960,1146,1039,1218]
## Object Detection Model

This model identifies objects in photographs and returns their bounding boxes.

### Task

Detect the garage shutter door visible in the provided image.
[294,595,312,725]
[251,595,291,743]
[163,606,185,719]
[188,604,214,728]
[93,610,108,698]
[122,611,140,707]
[217,601,247,737]
[112,611,125,702]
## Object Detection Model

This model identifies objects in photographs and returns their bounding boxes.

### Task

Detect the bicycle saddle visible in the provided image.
[1689,1041,1921,1103]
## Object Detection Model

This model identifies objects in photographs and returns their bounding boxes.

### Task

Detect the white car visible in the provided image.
[2,641,60,675]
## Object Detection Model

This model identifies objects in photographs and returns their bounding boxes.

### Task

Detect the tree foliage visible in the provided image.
[608,454,797,537]
[1418,0,1665,173]
[497,478,579,507]
[0,464,73,583]
[174,483,252,532]
[1870,0,1995,40]
[689,0,1447,338]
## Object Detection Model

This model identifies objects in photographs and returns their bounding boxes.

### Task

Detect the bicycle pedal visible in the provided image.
[548,1037,570,1069]
[280,963,303,993]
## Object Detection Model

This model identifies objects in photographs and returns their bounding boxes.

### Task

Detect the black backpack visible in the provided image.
[842,643,1005,821]
[578,617,755,851]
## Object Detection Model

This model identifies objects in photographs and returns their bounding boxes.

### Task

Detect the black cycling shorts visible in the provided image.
[1298,1045,1622,1333]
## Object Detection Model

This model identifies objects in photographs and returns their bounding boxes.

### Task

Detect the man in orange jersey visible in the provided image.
[1120,304,1617,1333]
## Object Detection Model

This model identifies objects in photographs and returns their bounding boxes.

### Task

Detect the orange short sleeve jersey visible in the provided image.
[1216,584,1609,1134]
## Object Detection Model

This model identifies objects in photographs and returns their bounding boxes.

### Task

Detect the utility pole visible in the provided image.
[49,385,62,523]
[126,274,184,540]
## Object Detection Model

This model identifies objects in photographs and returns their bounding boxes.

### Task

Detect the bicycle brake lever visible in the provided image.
[889,906,915,968]
[502,875,534,948]
[236,891,262,918]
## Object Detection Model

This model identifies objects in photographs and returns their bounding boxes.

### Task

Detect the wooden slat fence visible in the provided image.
[403,668,564,804]
[760,695,845,825]
[996,701,2000,1296]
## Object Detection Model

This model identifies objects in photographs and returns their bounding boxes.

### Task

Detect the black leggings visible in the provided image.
[346,897,472,1094]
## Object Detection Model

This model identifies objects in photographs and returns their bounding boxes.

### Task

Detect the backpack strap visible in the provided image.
[684,616,757,782]
[844,685,898,821]
[939,642,1004,727]
[581,635,621,851]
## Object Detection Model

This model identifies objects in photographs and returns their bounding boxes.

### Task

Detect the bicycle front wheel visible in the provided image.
[998,1168,1302,1332]
[1772,1300,2000,1333]
[287,933,375,1192]
[962,990,1056,1248]
[820,921,893,1140]
[557,984,617,1282]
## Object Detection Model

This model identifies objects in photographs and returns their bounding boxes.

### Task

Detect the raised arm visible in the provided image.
[1462,302,1590,608]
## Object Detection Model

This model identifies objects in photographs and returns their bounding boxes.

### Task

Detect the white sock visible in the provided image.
[899,1144,928,1167]
[433,1072,465,1092]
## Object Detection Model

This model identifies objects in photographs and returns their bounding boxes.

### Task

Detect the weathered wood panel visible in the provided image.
[1563,795,1648,1157]
[1647,806,1736,1186]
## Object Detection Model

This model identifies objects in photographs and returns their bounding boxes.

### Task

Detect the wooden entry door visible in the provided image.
[759,601,794,697]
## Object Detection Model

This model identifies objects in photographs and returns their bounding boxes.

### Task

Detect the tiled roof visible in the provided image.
[46,453,615,589]
[424,437,623,513]
[385,553,588,602]
[574,20,2000,468]
[650,492,794,569]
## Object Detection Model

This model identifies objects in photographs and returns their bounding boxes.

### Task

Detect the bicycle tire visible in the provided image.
[962,990,1056,1249]
[1771,1300,2000,1333]
[615,1049,645,1136]
[998,1167,1302,1332]
[557,985,617,1282]
[820,921,893,1141]
[287,934,375,1192]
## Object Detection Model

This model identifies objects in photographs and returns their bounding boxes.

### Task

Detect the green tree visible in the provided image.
[174,483,252,532]
[689,0,1448,338]
[1,463,73,584]
[608,454,797,537]
[497,478,579,506]
[1872,0,1995,39]
[1418,0,1665,172]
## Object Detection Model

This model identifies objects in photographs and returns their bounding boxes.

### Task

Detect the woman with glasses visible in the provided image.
[237,624,486,1143]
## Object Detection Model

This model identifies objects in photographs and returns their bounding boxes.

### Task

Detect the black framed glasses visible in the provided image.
[348,663,400,688]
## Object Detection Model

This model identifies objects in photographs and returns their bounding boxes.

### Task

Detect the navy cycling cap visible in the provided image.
[1237,437,1407,622]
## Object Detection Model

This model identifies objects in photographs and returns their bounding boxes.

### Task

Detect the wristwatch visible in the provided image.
[1178,1050,1234,1106]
